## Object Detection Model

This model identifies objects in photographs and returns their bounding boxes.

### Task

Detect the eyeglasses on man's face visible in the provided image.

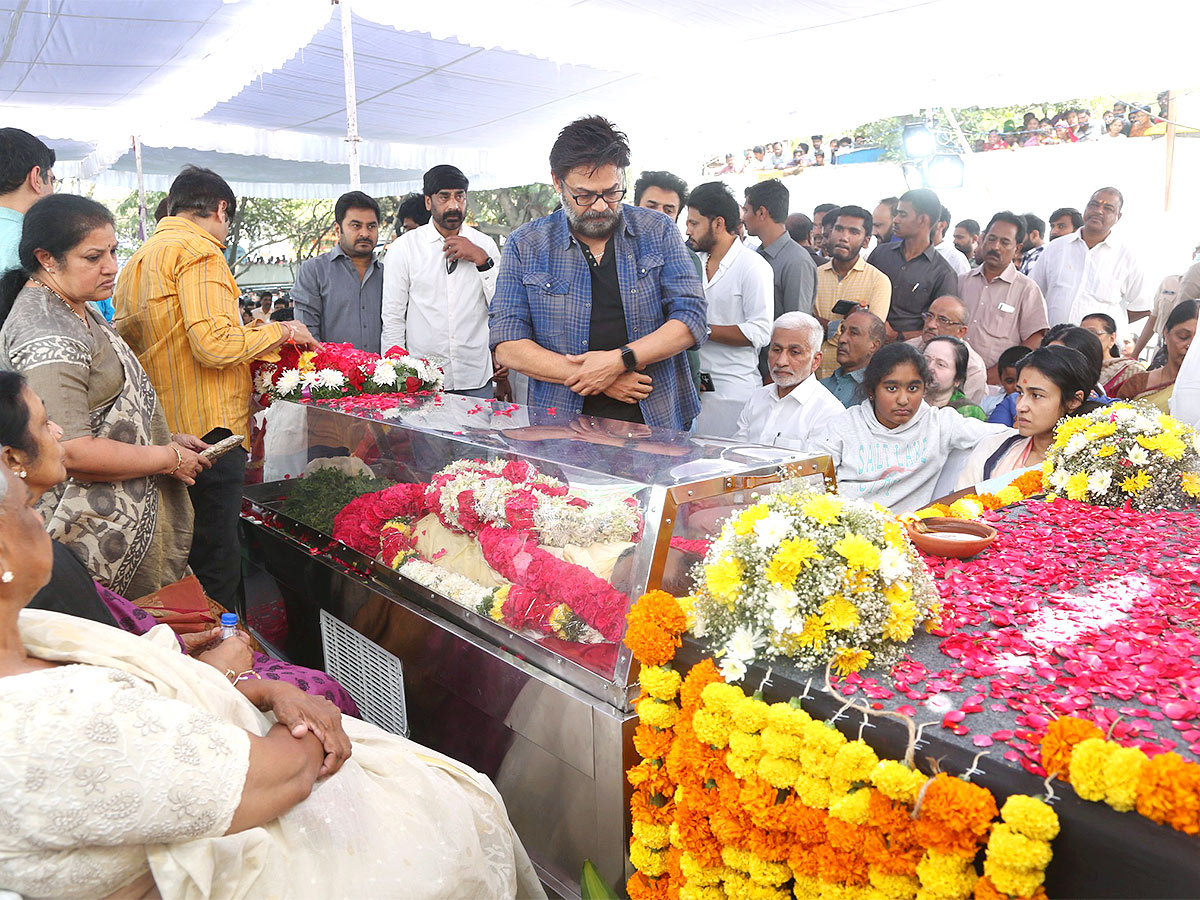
[564,185,626,208]
[921,311,963,327]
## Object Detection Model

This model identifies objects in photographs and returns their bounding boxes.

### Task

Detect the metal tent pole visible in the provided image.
[338,0,361,190]
[1164,90,1178,212]
[133,135,146,240]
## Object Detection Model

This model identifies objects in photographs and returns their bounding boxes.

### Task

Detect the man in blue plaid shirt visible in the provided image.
[489,116,707,431]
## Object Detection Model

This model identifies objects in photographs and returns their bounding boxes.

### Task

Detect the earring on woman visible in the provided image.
[1,571,13,584]
[17,469,26,479]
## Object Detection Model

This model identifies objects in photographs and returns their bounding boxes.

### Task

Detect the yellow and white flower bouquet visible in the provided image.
[691,489,938,682]
[1043,403,1200,512]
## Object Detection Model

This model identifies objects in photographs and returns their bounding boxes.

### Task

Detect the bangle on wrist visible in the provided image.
[170,445,183,476]
[283,322,295,343]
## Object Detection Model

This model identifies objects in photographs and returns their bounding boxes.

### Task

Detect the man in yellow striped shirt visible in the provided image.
[115,166,317,607]
[814,205,892,378]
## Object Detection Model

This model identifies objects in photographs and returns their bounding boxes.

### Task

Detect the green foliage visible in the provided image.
[279,467,394,535]
[225,197,334,273]
[467,183,557,235]
[580,859,619,900]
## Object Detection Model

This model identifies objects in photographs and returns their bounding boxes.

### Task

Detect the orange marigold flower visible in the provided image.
[628,759,674,796]
[1011,469,1045,496]
[814,843,870,886]
[921,773,999,837]
[975,492,1003,510]
[788,844,820,878]
[1040,716,1104,783]
[826,816,869,852]
[708,803,752,846]
[745,823,794,862]
[631,787,675,825]
[626,871,671,900]
[974,874,1048,900]
[1136,751,1200,834]
[625,591,687,665]
[792,805,831,847]
[913,818,988,858]
[634,724,675,761]
[679,659,724,711]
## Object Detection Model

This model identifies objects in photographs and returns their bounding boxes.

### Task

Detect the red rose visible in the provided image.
[405,376,422,393]
[385,346,410,358]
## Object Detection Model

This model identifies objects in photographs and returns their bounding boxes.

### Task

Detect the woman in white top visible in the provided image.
[809,343,1010,513]
[958,345,1100,489]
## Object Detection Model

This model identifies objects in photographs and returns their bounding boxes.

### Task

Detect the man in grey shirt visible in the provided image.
[741,179,817,379]
[292,191,384,350]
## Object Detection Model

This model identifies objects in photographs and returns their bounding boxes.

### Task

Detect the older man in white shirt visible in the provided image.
[734,311,844,449]
[684,181,773,406]
[382,165,501,397]
[1031,187,1150,326]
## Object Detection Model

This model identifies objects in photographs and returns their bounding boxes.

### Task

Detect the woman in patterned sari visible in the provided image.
[0,194,209,598]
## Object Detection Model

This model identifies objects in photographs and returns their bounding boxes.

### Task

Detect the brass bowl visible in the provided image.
[905,517,997,559]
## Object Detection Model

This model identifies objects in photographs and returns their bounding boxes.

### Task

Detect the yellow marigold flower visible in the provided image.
[801,492,845,525]
[985,823,1052,871]
[833,532,881,570]
[1054,415,1090,444]
[884,580,913,604]
[744,882,789,900]
[1096,443,1117,458]
[1103,744,1148,812]
[758,754,804,789]
[915,850,977,899]
[628,838,667,877]
[798,747,834,779]
[948,497,985,519]
[1086,421,1118,439]
[704,553,743,600]
[994,484,1024,506]
[868,868,919,900]
[1157,413,1187,434]
[797,614,828,650]
[748,855,793,886]
[636,696,679,730]
[679,853,726,885]
[803,719,847,756]
[832,646,873,677]
[765,537,825,587]
[678,885,724,900]
[639,665,682,702]
[730,694,771,733]
[793,774,832,809]
[1120,469,1151,495]
[761,727,805,759]
[733,503,770,535]
[297,350,317,371]
[821,595,860,631]
[999,795,1059,842]
[872,760,928,805]
[631,820,671,850]
[829,787,872,824]
[727,751,760,781]
[488,592,507,622]
[1182,471,1200,498]
[912,506,941,519]
[692,708,733,748]
[766,701,812,734]
[1068,737,1115,802]
[883,520,905,545]
[830,740,880,792]
[722,845,753,872]
[728,729,763,759]
[986,864,1044,898]
[1064,470,1091,501]
[701,681,746,713]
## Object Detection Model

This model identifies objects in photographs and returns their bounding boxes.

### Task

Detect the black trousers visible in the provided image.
[187,447,247,610]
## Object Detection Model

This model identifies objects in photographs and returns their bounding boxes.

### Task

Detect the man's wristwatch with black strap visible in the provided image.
[476,257,495,272]
[620,344,638,372]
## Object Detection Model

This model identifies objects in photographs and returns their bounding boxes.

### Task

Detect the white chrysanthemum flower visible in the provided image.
[753,510,793,549]
[769,607,796,635]
[300,371,321,388]
[373,361,397,386]
[276,368,301,394]
[1049,467,1070,490]
[1088,469,1113,494]
[317,368,346,388]
[765,583,798,613]
[726,625,764,662]
[719,655,747,683]
[879,546,911,582]
[1129,415,1157,434]
[1064,433,1089,456]
[1127,446,1150,467]
[253,368,274,393]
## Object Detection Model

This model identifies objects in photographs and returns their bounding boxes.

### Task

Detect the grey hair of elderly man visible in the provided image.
[767,311,825,388]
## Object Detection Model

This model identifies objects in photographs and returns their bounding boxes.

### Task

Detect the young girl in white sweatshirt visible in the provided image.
[808,343,1012,513]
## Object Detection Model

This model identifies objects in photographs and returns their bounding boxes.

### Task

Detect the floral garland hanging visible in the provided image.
[252,342,443,406]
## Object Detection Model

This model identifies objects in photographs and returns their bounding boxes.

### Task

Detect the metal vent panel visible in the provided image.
[319,609,408,736]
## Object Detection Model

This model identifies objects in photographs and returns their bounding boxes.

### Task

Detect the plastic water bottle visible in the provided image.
[219,612,239,641]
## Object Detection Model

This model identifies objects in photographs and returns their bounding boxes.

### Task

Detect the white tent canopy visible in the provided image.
[2,0,1199,196]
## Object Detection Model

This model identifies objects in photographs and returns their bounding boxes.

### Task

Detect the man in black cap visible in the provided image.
[382,164,503,397]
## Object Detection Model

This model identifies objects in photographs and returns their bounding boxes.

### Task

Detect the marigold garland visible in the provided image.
[623,591,1060,900]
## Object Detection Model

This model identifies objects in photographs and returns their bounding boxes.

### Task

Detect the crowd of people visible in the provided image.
[709,134,872,174]
[0,109,1198,896]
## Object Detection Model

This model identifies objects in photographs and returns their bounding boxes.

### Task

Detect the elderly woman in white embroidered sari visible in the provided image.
[0,463,544,900]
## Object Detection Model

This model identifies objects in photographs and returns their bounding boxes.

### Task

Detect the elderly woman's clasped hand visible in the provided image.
[238,677,352,777]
